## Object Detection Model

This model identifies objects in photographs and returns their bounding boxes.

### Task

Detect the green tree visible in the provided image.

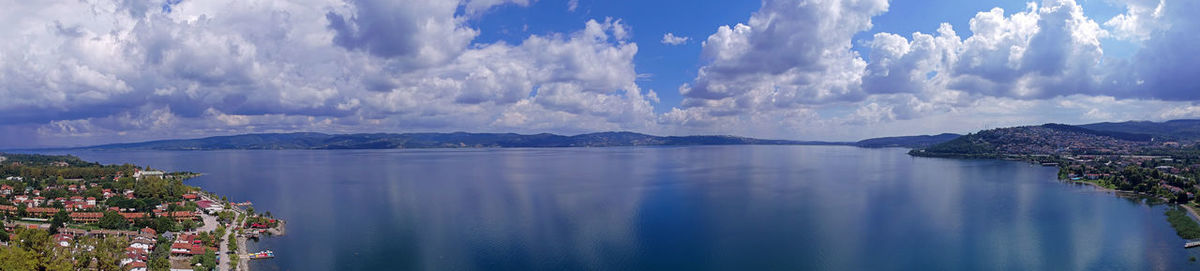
[48,209,71,234]
[0,246,38,271]
[90,236,128,271]
[182,219,198,231]
[149,257,170,271]
[97,210,130,230]
[42,246,74,271]
[191,249,217,271]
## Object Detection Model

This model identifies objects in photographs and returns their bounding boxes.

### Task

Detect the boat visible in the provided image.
[247,250,275,259]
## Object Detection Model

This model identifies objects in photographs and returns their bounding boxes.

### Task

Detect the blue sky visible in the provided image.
[1,0,1198,148]
[468,0,1138,114]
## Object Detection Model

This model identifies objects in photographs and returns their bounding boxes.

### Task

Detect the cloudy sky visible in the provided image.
[1,0,1198,148]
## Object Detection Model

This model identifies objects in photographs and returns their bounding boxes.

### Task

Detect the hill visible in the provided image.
[854,133,961,148]
[67,132,832,150]
[912,124,1156,158]
[1079,119,1200,141]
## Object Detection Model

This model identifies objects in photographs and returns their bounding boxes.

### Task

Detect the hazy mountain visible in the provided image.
[66,132,843,150]
[1078,119,1200,141]
[854,133,961,148]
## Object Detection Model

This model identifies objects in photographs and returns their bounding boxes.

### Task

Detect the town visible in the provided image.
[0,153,283,271]
[911,123,1200,243]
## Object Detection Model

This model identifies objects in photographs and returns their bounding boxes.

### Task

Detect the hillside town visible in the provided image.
[0,153,283,271]
[911,123,1200,242]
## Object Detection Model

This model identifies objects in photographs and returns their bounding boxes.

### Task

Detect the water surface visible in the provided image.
[53,146,1200,270]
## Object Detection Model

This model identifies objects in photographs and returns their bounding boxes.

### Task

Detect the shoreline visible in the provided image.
[1182,204,1200,225]
[1069,180,1121,193]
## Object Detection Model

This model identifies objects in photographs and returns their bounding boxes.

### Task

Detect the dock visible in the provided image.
[1186,241,1200,248]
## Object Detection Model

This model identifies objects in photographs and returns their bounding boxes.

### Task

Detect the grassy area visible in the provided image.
[1076,179,1119,190]
[66,224,100,230]
[1165,207,1200,239]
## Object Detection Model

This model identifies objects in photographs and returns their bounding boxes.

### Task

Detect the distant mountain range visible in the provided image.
[913,119,1200,158]
[41,131,963,151]
[64,132,822,150]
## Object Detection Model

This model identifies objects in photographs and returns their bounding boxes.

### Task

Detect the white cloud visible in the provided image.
[677,0,887,116]
[0,0,659,147]
[665,0,888,133]
[660,33,690,45]
[651,0,1200,141]
[1105,0,1166,41]
[5,0,1200,148]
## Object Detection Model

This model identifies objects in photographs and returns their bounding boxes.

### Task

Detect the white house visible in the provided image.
[133,170,165,179]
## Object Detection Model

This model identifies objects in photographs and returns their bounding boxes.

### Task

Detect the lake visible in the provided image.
[50,145,1200,270]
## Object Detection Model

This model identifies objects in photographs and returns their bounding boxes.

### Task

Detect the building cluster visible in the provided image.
[1060,155,1200,200]
[0,184,200,223]
[987,126,1155,155]
[5,223,215,271]
[0,156,279,270]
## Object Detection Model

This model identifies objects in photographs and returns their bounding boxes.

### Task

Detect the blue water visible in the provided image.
[47,146,1200,270]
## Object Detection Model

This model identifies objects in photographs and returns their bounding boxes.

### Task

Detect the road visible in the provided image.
[205,193,249,271]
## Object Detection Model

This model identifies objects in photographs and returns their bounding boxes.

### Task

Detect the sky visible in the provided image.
[2,0,1199,148]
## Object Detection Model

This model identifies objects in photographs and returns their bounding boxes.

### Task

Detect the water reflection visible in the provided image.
[50,146,1200,270]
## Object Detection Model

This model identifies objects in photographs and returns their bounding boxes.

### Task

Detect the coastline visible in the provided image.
[1182,204,1200,225]
[1070,180,1120,193]
[912,151,1200,250]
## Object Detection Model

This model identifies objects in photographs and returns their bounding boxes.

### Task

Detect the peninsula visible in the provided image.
[911,119,1200,240]
[0,153,283,270]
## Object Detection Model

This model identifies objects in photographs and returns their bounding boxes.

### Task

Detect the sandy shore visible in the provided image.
[266,220,286,236]
[1181,204,1200,224]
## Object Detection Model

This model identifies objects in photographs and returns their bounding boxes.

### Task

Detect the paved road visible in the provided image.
[202,193,242,271]
[196,212,218,233]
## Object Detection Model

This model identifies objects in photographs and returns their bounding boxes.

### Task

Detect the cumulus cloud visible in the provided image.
[668,0,888,130]
[665,0,888,132]
[660,33,690,45]
[6,0,1200,147]
[325,0,479,68]
[662,0,1200,140]
[1105,0,1166,41]
[0,0,659,147]
[1120,0,1200,101]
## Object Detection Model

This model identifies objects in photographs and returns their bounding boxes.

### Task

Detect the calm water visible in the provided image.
[46,146,1200,270]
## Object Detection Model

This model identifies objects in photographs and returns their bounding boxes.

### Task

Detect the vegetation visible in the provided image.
[0,153,136,180]
[228,254,239,270]
[149,236,172,271]
[97,210,130,229]
[0,227,128,270]
[48,209,70,234]
[1166,208,1200,239]
[74,235,128,270]
[245,215,280,228]
[191,249,218,271]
